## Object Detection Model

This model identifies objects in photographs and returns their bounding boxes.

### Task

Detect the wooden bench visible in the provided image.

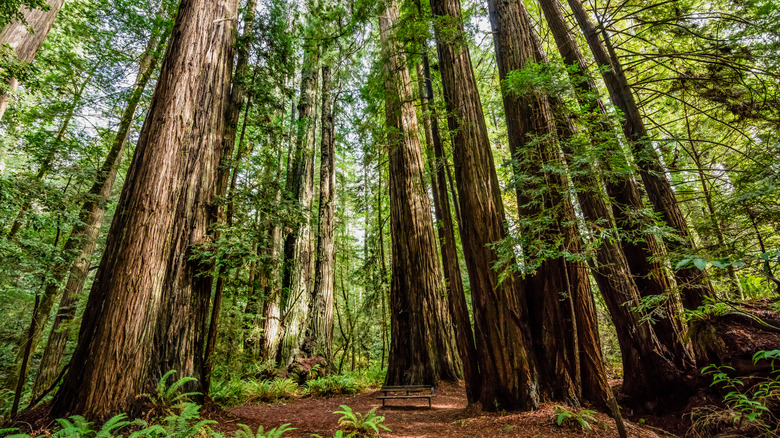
[377,385,434,408]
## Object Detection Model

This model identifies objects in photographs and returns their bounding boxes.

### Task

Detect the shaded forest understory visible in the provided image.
[0,0,779,435]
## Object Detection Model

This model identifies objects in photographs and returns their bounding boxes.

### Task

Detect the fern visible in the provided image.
[334,405,390,437]
[232,423,296,438]
[552,405,600,431]
[0,428,32,438]
[154,370,200,407]
[52,415,95,437]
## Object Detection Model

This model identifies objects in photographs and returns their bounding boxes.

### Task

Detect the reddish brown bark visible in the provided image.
[50,0,237,419]
[416,55,481,403]
[31,20,169,399]
[380,2,460,386]
[486,0,590,406]
[429,0,539,410]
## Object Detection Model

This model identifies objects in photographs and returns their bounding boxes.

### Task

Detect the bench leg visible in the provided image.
[429,398,431,408]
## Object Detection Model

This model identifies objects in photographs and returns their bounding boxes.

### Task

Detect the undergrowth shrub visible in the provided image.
[333,405,390,437]
[211,368,385,406]
[690,349,780,437]
[306,374,363,397]
[551,405,606,431]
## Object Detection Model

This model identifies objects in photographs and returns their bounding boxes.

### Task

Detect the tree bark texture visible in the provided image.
[429,0,539,410]
[0,0,64,121]
[416,56,481,403]
[203,0,257,392]
[279,48,319,367]
[487,0,592,406]
[380,3,461,386]
[30,23,169,399]
[303,65,336,364]
[50,0,237,419]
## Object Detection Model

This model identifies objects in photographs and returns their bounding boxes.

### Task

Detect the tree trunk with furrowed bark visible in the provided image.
[380,2,460,386]
[50,0,237,419]
[429,0,539,410]
[30,19,170,400]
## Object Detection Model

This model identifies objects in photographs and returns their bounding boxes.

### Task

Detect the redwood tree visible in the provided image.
[416,53,481,402]
[380,1,460,386]
[429,0,539,410]
[485,0,610,407]
[303,64,336,364]
[50,0,238,419]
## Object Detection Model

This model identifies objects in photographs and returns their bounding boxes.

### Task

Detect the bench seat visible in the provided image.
[377,385,434,408]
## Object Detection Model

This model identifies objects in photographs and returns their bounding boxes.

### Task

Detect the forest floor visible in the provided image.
[216,382,675,437]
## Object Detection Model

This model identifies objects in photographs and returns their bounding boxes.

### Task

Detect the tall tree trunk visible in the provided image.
[551,95,693,406]
[279,47,319,367]
[262,72,298,363]
[566,0,714,309]
[303,65,336,364]
[416,56,480,402]
[537,0,692,368]
[29,21,170,400]
[380,2,460,385]
[203,0,257,393]
[377,156,389,369]
[50,0,237,419]
[486,0,588,405]
[429,0,539,410]
[0,0,64,121]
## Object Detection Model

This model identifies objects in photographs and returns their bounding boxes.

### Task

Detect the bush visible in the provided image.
[306,374,363,397]
[245,378,300,403]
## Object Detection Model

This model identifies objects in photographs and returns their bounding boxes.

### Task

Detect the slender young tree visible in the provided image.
[429,0,539,410]
[0,0,64,121]
[50,0,238,419]
[380,1,460,385]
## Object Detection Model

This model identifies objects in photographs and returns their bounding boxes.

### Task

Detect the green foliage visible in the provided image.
[231,423,295,438]
[152,370,200,408]
[691,351,780,435]
[333,405,390,437]
[210,378,299,406]
[552,405,602,431]
[2,403,298,438]
[305,371,382,397]
[0,0,48,28]
[131,403,216,438]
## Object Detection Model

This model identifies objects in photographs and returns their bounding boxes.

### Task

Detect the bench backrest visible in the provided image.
[380,385,433,390]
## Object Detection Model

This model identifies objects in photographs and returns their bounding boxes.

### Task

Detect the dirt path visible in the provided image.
[221,383,673,437]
